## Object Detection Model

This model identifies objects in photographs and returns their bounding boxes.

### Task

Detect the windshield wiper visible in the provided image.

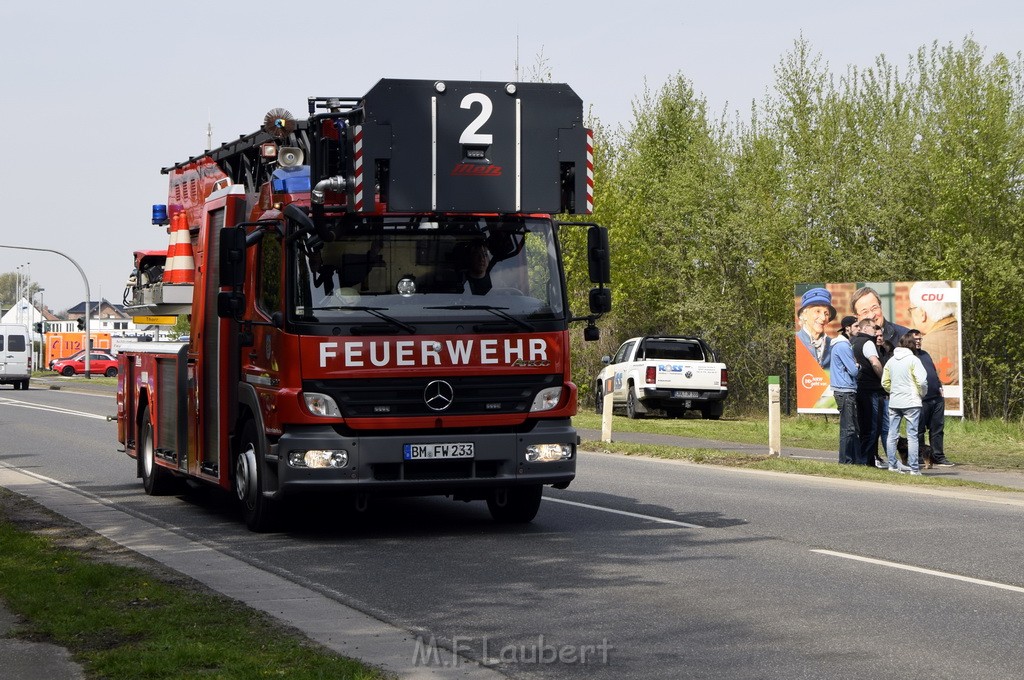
[425,305,534,332]
[315,306,417,334]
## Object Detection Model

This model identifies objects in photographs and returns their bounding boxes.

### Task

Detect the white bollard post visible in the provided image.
[601,384,614,443]
[768,376,781,456]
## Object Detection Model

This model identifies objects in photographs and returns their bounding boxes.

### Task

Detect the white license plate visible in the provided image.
[403,442,475,460]
[673,391,699,399]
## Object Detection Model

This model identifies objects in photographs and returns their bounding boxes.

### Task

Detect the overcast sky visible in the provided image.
[1,0,1018,312]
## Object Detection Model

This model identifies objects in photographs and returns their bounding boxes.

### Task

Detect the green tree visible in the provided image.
[168,315,190,341]
[0,271,41,309]
[584,35,1024,418]
[911,39,1024,418]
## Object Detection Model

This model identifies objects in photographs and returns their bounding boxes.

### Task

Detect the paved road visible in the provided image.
[2,383,1024,679]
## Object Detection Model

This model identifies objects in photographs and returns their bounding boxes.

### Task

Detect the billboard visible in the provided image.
[794,281,963,416]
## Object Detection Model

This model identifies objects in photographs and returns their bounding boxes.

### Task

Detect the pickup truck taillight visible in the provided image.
[720,368,728,387]
[645,366,656,384]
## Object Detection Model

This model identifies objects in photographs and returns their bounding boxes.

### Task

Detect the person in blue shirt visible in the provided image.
[830,315,860,464]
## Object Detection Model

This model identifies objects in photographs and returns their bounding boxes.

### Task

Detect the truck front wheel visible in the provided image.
[140,406,173,495]
[487,485,543,523]
[235,419,278,532]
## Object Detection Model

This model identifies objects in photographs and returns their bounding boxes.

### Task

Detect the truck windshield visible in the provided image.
[291,216,565,325]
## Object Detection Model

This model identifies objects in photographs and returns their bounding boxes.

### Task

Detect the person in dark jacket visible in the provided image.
[873,327,896,468]
[850,318,886,467]
[906,329,956,467]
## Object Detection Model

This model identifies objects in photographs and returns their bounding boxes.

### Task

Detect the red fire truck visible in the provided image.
[117,79,610,531]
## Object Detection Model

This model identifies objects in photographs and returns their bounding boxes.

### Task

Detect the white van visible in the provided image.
[0,323,32,390]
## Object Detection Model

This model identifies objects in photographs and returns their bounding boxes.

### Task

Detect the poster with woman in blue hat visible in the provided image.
[794,282,963,416]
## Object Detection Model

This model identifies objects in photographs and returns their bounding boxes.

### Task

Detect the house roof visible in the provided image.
[67,299,130,319]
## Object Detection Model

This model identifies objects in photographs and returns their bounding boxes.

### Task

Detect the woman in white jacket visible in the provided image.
[881,333,929,474]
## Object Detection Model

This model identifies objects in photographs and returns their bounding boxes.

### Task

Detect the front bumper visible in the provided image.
[266,418,576,498]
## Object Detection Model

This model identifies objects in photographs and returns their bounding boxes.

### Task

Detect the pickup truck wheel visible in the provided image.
[487,485,543,523]
[236,419,279,532]
[594,382,604,415]
[700,404,724,420]
[626,387,644,420]
[140,406,173,495]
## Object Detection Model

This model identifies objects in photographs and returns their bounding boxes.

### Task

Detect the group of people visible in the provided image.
[798,286,955,474]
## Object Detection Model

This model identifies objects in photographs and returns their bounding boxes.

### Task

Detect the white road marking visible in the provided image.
[543,496,704,528]
[0,396,108,421]
[812,549,1024,594]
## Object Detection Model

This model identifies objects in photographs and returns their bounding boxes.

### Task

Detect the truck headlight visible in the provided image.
[529,387,563,412]
[525,443,573,462]
[288,450,349,468]
[303,392,341,417]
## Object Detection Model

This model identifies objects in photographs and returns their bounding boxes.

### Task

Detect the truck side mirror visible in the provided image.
[220,226,247,287]
[589,287,612,315]
[587,225,611,284]
[217,291,246,319]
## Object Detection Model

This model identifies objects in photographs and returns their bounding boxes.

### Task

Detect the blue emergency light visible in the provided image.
[152,204,169,226]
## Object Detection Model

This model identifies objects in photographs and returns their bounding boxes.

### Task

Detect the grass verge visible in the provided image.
[573,412,1024,470]
[0,490,388,680]
[581,439,1023,492]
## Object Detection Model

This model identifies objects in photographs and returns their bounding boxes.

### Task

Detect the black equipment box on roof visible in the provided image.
[352,79,590,214]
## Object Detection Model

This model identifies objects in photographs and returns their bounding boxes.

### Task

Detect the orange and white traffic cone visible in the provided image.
[164,212,195,285]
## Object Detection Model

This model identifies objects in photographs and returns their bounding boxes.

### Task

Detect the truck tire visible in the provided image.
[487,485,543,523]
[700,403,724,420]
[140,406,173,495]
[594,382,604,415]
[626,386,644,420]
[235,419,278,532]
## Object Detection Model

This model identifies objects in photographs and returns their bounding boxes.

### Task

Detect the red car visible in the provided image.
[49,349,88,370]
[52,352,119,377]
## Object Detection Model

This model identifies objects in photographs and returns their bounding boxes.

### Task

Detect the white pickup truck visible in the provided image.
[595,336,728,419]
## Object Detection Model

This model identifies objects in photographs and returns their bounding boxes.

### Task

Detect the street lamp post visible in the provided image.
[1,245,92,377]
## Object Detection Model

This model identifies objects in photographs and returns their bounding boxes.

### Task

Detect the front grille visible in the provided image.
[304,374,560,418]
[372,459,502,481]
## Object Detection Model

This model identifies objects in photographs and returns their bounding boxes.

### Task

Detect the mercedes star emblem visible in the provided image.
[424,380,455,411]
